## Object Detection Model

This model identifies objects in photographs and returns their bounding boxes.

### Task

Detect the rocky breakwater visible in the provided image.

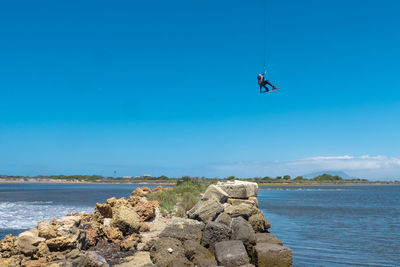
[0,186,166,267]
[0,181,292,267]
[150,180,292,267]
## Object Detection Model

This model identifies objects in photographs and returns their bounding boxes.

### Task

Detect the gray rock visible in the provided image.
[255,233,283,245]
[188,199,224,223]
[215,213,232,227]
[238,265,255,267]
[201,222,231,250]
[160,217,205,242]
[216,181,258,199]
[86,251,110,267]
[15,230,45,256]
[111,205,141,235]
[150,237,192,267]
[231,217,256,245]
[202,185,229,203]
[255,243,292,267]
[214,240,249,267]
[183,240,217,267]
[248,212,271,233]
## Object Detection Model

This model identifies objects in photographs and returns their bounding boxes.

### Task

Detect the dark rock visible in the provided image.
[231,217,256,245]
[255,243,292,267]
[149,237,191,267]
[183,240,217,267]
[201,222,231,250]
[214,240,249,267]
[188,199,224,223]
[214,212,232,227]
[160,217,205,242]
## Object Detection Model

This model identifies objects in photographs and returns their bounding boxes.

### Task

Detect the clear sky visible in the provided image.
[1,0,399,180]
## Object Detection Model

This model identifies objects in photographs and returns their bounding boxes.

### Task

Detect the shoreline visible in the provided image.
[0,179,398,186]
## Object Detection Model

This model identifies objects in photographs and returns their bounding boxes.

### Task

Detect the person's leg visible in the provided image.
[264,79,276,89]
[262,81,270,91]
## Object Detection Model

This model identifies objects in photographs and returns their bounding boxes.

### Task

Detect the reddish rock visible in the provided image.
[134,201,157,222]
[103,226,123,243]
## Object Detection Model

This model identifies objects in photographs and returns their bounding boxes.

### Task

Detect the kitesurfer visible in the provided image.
[257,72,277,92]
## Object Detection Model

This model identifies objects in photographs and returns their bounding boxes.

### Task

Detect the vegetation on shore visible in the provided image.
[1,173,398,184]
[147,177,217,216]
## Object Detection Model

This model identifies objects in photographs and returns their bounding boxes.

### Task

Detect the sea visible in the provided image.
[0,183,399,266]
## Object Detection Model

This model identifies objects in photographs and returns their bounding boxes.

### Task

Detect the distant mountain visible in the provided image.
[303,171,353,179]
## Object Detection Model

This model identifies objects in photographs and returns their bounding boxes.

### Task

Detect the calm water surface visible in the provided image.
[258,185,400,266]
[1,184,399,266]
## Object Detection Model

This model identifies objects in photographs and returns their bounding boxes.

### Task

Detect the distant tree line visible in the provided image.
[0,173,378,184]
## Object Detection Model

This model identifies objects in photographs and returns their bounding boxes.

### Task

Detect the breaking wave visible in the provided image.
[0,201,93,230]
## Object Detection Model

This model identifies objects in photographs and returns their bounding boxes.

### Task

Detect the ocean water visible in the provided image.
[0,183,150,239]
[258,185,400,266]
[0,184,399,266]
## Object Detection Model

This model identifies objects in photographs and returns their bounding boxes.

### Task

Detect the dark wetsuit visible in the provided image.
[258,74,275,91]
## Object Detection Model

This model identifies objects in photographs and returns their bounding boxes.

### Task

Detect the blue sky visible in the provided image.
[1,0,399,179]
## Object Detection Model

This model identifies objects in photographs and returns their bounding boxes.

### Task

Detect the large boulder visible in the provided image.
[216,181,258,199]
[201,222,231,250]
[149,237,192,267]
[248,213,271,233]
[214,212,232,227]
[187,199,223,223]
[111,205,141,235]
[231,217,256,246]
[15,230,45,256]
[255,233,283,246]
[160,217,205,242]
[225,203,255,219]
[214,240,249,267]
[201,184,229,203]
[183,240,217,267]
[255,243,292,267]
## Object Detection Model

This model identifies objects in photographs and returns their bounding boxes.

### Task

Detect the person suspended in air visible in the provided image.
[257,72,277,92]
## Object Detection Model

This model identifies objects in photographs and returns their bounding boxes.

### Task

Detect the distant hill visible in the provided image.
[303,171,353,179]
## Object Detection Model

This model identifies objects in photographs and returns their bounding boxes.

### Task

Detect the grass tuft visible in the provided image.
[147,177,216,216]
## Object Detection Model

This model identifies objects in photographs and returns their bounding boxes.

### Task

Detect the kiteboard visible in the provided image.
[260,87,280,93]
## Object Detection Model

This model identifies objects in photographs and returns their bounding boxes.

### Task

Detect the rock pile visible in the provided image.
[0,186,164,267]
[150,181,292,267]
[0,182,292,267]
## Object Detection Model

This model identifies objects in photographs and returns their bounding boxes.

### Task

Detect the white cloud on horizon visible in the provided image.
[211,155,400,180]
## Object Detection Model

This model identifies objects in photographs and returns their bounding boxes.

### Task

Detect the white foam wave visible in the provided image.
[0,201,93,230]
